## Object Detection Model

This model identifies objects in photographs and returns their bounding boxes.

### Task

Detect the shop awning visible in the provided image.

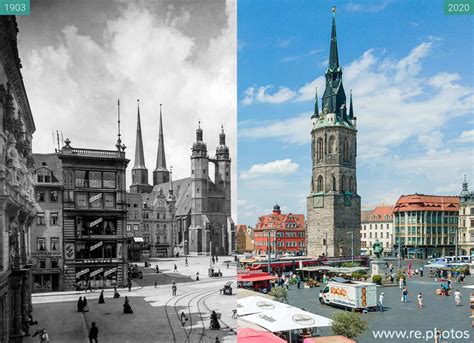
[133,237,144,243]
[237,275,277,282]
[238,328,286,343]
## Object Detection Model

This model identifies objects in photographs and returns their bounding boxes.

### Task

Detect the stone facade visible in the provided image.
[458,178,474,256]
[0,16,37,342]
[306,11,361,258]
[360,206,394,256]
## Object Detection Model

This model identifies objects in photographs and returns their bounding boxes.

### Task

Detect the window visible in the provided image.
[36,191,45,202]
[349,176,354,192]
[144,235,150,243]
[316,137,323,161]
[470,219,474,228]
[37,172,44,183]
[328,135,336,154]
[89,172,102,188]
[89,193,102,209]
[344,138,350,161]
[332,175,336,192]
[37,214,45,225]
[49,191,58,202]
[126,224,131,232]
[103,172,116,189]
[51,260,59,269]
[133,224,139,231]
[50,213,59,225]
[37,238,46,251]
[75,193,88,208]
[317,175,323,192]
[134,212,138,219]
[44,173,51,183]
[104,193,115,209]
[144,224,149,231]
[51,238,59,251]
[75,171,89,188]
[39,259,46,269]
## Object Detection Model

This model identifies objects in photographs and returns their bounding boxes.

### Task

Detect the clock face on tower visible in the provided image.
[313,195,324,208]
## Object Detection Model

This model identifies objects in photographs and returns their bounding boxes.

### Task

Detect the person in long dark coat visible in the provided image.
[82,297,89,312]
[77,297,83,312]
[123,296,133,314]
[98,290,105,304]
[113,287,120,298]
[210,311,220,330]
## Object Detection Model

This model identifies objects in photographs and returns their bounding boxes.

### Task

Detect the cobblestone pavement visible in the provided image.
[287,265,473,342]
[25,256,237,343]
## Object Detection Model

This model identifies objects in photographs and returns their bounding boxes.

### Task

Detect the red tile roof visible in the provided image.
[393,194,459,212]
[255,212,305,230]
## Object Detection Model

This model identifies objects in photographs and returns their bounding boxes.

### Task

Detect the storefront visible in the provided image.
[127,237,149,261]
[75,265,119,289]
[33,270,61,292]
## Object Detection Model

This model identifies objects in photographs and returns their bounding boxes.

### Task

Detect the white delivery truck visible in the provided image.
[319,281,378,311]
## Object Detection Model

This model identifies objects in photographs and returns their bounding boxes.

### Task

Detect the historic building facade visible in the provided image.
[127,104,234,256]
[458,178,474,256]
[0,16,37,342]
[360,206,394,256]
[236,224,254,254]
[253,205,306,256]
[306,9,361,257]
[393,194,459,259]
[31,154,63,292]
[58,139,129,290]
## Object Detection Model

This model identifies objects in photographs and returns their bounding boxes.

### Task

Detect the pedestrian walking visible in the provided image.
[399,276,404,288]
[87,281,92,293]
[180,311,187,325]
[212,256,215,265]
[419,266,423,277]
[88,322,98,343]
[417,292,423,309]
[77,297,83,312]
[215,337,220,343]
[296,275,301,289]
[284,278,289,290]
[454,289,462,306]
[378,292,384,312]
[402,287,408,303]
[389,263,393,273]
[123,296,133,314]
[128,281,132,292]
[154,280,158,288]
[113,287,120,298]
[185,257,188,267]
[322,273,328,284]
[216,256,218,262]
[459,272,465,285]
[98,290,105,304]
[82,297,89,312]
[196,272,200,281]
[172,282,177,296]
[210,310,221,330]
[38,328,49,343]
[226,261,230,269]
[156,265,160,273]
[174,264,178,272]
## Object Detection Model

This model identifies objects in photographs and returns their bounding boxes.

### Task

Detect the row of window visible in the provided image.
[74,171,116,189]
[126,223,167,231]
[127,211,167,219]
[37,237,60,252]
[256,241,305,247]
[315,174,355,193]
[254,231,305,238]
[37,171,53,183]
[77,217,117,236]
[461,207,474,215]
[36,190,58,203]
[315,136,352,162]
[460,219,474,227]
[75,192,116,209]
[125,232,168,243]
[395,227,456,235]
[362,232,391,239]
[36,258,60,269]
[362,223,391,230]
[128,200,167,209]
[395,237,455,246]
[37,213,59,226]
[362,241,391,248]
[394,212,458,224]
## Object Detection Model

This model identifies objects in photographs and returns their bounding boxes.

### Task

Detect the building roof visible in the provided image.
[33,153,62,182]
[255,211,305,230]
[237,224,248,234]
[152,177,192,216]
[393,194,459,212]
[361,210,373,222]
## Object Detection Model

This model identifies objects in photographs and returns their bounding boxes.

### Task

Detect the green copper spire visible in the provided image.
[311,87,319,119]
[329,6,339,71]
[348,89,354,120]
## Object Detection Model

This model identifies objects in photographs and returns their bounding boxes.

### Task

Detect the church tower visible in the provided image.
[153,104,170,186]
[190,122,209,254]
[130,100,152,193]
[307,7,361,257]
[215,126,231,216]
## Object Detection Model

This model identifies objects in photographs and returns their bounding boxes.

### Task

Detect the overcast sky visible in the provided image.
[18,0,237,216]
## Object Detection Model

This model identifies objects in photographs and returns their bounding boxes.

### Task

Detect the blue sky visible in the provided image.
[237,0,474,225]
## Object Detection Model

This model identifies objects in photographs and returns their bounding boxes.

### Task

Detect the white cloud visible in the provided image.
[242,85,296,105]
[457,130,474,143]
[429,72,461,89]
[240,159,299,180]
[345,0,392,13]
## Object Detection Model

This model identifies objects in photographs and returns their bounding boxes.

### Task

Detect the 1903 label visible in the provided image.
[0,0,30,16]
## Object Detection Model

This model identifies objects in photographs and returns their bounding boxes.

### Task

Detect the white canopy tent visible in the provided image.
[238,295,332,332]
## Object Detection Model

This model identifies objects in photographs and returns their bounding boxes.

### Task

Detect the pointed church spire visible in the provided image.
[329,6,339,71]
[196,120,203,142]
[153,104,170,186]
[155,104,167,171]
[133,99,146,169]
[311,87,319,119]
[219,125,225,145]
[349,89,354,120]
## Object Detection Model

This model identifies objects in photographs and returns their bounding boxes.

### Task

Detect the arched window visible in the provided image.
[328,135,336,154]
[323,238,326,246]
[317,175,323,193]
[341,175,346,193]
[349,176,354,193]
[344,137,350,161]
[316,137,323,161]
[332,174,336,192]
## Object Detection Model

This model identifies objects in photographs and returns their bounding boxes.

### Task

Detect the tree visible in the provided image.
[331,311,368,339]
[269,287,288,303]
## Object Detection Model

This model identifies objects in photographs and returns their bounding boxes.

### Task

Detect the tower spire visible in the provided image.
[311,87,319,119]
[349,89,354,120]
[133,99,146,169]
[329,6,339,71]
[153,104,170,185]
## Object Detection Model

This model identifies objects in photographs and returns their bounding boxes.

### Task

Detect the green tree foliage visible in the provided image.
[371,274,382,285]
[269,287,288,303]
[331,311,368,339]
